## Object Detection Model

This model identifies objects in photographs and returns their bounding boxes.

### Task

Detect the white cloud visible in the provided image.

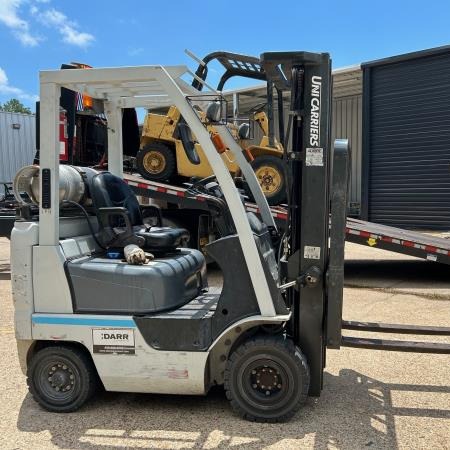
[37,7,94,47]
[0,67,38,102]
[0,0,41,46]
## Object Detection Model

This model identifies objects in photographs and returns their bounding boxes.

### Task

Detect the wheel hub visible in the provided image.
[250,365,282,396]
[255,166,281,194]
[47,364,74,392]
[143,150,166,174]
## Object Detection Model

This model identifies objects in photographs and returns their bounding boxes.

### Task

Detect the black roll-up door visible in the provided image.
[363,49,450,230]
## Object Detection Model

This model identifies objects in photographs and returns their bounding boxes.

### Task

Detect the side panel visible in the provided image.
[33,246,73,313]
[175,142,239,178]
[10,222,39,340]
[31,315,208,394]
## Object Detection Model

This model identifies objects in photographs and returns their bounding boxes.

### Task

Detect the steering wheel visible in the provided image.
[188,175,219,195]
[178,118,201,165]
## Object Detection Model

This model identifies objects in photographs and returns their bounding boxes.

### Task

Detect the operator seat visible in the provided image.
[90,172,189,252]
[65,171,207,315]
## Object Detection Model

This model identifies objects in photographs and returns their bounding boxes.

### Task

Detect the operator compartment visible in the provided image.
[14,165,208,315]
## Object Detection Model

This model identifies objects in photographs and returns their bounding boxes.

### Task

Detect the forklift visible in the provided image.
[11,50,449,423]
[137,52,287,205]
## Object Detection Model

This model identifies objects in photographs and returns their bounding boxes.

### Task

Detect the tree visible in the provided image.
[0,98,32,114]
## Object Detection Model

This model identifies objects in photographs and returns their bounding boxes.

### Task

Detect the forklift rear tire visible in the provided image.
[136,142,176,181]
[27,345,97,413]
[224,335,310,422]
[249,155,287,205]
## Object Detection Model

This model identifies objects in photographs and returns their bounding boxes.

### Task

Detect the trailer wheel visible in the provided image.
[27,345,97,413]
[249,155,286,205]
[224,335,309,422]
[137,142,176,181]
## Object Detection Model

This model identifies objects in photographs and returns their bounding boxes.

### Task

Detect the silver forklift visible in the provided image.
[11,51,350,422]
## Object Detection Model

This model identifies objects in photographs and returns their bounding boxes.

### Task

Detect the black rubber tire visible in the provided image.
[136,142,176,182]
[249,155,287,205]
[27,345,97,413]
[224,335,310,422]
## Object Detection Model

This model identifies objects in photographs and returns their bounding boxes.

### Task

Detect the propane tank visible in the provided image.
[13,165,98,206]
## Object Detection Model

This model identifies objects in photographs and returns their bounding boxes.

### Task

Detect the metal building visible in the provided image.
[0,111,36,196]
[224,67,364,215]
[361,45,450,229]
[332,67,362,215]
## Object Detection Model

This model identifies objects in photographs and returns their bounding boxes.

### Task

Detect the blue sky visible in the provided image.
[1,0,450,111]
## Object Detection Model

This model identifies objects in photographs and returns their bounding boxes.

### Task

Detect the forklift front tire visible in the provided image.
[224,335,310,422]
[27,345,97,413]
[136,142,176,181]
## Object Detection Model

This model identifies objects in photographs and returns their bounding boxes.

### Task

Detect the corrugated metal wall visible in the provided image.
[363,48,450,229]
[332,94,362,215]
[0,111,36,195]
[224,68,363,213]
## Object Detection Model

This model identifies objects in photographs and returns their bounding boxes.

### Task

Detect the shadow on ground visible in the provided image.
[344,259,450,291]
[0,262,10,280]
[17,369,450,449]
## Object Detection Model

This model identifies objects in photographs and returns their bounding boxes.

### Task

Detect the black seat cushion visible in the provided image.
[90,172,189,251]
[134,226,189,252]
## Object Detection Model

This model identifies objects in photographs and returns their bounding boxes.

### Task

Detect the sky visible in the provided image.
[1,0,450,111]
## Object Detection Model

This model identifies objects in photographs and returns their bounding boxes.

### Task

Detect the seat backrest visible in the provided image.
[90,172,143,227]
[238,122,250,140]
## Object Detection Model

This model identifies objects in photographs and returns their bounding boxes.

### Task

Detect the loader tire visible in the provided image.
[137,142,176,181]
[249,155,287,205]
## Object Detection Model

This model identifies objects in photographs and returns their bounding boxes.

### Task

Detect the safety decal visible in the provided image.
[92,328,135,355]
[367,237,377,247]
[305,148,324,166]
[304,245,321,260]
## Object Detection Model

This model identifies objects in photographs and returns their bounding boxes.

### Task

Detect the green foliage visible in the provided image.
[0,98,32,114]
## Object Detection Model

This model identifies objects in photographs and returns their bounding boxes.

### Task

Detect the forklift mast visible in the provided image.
[261,52,334,395]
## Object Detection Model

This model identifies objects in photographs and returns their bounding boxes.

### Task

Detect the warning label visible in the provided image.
[304,246,321,260]
[305,148,324,166]
[92,328,135,355]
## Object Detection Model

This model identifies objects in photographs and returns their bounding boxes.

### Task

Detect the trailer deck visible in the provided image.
[124,173,450,265]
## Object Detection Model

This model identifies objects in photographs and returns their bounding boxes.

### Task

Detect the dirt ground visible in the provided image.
[0,237,449,449]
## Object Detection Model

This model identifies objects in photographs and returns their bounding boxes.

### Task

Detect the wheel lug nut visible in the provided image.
[251,370,256,375]
[48,377,52,381]
[277,384,282,388]
[69,375,74,380]
[261,385,265,389]
[265,391,270,396]
[62,365,67,370]
[252,384,257,389]
[51,366,56,371]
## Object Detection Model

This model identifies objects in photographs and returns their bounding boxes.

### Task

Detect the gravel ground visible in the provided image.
[0,237,449,449]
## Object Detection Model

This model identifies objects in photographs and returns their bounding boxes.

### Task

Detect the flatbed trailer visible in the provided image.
[3,170,450,265]
[124,173,450,265]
